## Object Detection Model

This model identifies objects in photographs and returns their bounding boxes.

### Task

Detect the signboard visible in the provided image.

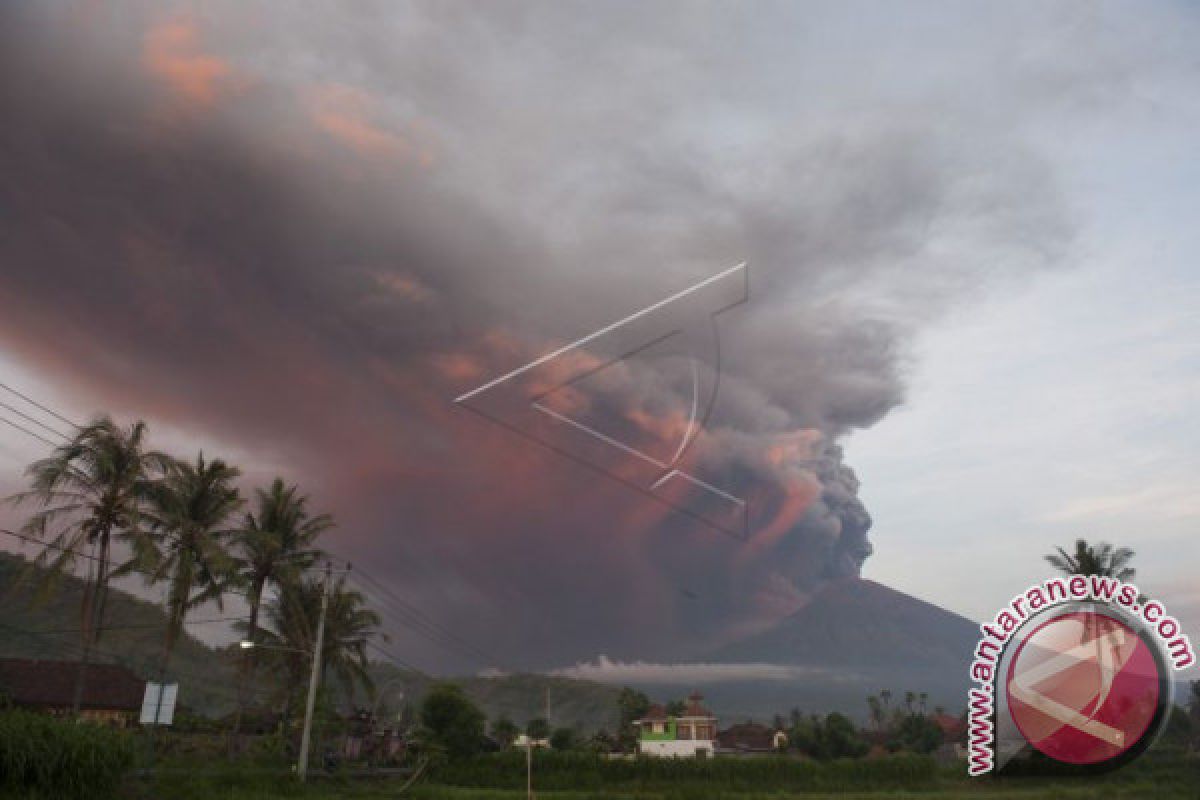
[139,682,179,726]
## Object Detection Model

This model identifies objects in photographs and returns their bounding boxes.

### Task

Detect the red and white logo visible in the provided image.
[1005,610,1163,766]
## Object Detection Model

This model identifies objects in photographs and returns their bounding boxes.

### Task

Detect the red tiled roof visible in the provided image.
[639,704,668,722]
[715,722,774,750]
[682,690,713,718]
[933,713,966,738]
[0,658,144,712]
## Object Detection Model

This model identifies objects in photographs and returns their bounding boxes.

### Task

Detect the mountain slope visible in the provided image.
[658,578,983,722]
[0,550,240,714]
[711,577,979,668]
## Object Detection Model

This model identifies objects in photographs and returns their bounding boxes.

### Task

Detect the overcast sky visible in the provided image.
[0,1,1195,677]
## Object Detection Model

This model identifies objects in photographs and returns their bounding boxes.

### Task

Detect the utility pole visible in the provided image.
[297,562,331,782]
[526,737,533,800]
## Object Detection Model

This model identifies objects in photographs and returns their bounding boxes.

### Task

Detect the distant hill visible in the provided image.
[0,550,622,730]
[710,577,979,668]
[363,664,621,734]
[627,578,982,723]
[0,550,241,715]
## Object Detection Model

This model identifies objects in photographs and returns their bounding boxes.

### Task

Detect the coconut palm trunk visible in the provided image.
[231,573,267,749]
[125,454,241,730]
[72,530,112,715]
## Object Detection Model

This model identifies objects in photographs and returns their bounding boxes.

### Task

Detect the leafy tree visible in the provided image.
[617,687,650,726]
[665,699,686,717]
[616,687,650,751]
[124,454,242,679]
[819,712,868,759]
[550,726,577,751]
[1157,705,1193,752]
[490,717,518,748]
[1045,539,1135,581]
[889,713,943,754]
[7,415,169,714]
[1189,681,1200,749]
[789,714,822,758]
[419,683,486,759]
[525,717,550,741]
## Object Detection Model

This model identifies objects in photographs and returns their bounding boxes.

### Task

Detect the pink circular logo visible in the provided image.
[1006,610,1163,766]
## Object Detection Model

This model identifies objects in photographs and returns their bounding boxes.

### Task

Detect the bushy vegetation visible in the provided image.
[433,749,938,792]
[420,683,487,759]
[0,710,134,798]
[789,711,869,760]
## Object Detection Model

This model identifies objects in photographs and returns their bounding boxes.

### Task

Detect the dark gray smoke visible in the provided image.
[0,1,1082,667]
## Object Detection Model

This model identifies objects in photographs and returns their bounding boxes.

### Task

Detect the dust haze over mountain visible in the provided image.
[0,1,1124,672]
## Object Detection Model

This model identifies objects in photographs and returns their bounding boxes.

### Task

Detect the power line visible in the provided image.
[23,616,250,635]
[364,639,431,679]
[348,567,501,668]
[351,563,496,661]
[320,542,507,673]
[0,381,79,428]
[0,400,69,440]
[0,415,58,448]
[0,387,498,679]
[0,527,104,563]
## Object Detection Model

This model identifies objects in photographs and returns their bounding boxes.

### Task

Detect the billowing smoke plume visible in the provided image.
[0,2,1074,667]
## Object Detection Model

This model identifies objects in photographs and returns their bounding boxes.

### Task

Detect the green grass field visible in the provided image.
[113,754,1197,800]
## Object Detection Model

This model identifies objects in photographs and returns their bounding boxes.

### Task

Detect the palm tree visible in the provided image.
[6,415,169,714]
[904,691,916,715]
[1046,539,1138,662]
[249,574,380,714]
[1045,539,1136,581]
[866,695,883,732]
[880,689,892,711]
[918,692,928,715]
[230,479,331,735]
[125,454,242,680]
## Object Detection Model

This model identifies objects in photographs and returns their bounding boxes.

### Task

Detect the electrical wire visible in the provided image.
[0,381,79,428]
[0,386,505,683]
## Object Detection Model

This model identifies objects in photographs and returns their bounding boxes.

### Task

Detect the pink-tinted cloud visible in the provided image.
[306,83,434,165]
[142,16,235,109]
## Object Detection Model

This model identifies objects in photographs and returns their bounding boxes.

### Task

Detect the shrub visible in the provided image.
[419,683,486,760]
[549,727,577,751]
[888,713,944,754]
[0,710,135,798]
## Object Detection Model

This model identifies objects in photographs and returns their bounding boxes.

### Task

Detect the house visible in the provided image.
[634,691,717,758]
[0,658,144,728]
[511,733,550,749]
[716,721,787,754]
[932,712,967,743]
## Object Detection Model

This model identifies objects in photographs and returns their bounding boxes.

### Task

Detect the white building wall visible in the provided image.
[638,739,715,758]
